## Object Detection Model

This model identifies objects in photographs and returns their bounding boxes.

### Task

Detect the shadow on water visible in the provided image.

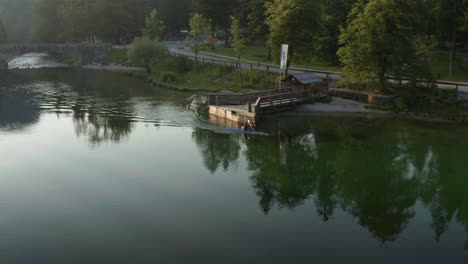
[192,115,468,245]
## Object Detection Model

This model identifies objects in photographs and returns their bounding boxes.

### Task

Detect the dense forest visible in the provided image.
[0,0,467,85]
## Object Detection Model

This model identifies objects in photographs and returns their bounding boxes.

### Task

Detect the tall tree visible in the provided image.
[60,0,98,43]
[245,0,273,59]
[265,0,322,73]
[193,0,241,44]
[338,0,428,90]
[315,0,357,64]
[0,17,7,44]
[32,0,64,43]
[231,16,247,87]
[94,0,147,44]
[187,13,211,71]
[128,36,166,73]
[143,9,166,41]
[146,0,192,37]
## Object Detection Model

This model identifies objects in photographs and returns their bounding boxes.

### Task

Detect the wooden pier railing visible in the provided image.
[209,88,292,106]
[254,88,329,114]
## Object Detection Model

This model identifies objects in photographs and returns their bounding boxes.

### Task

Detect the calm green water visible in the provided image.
[1,68,468,263]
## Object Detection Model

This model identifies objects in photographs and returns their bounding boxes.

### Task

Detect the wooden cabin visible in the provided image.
[282,72,327,92]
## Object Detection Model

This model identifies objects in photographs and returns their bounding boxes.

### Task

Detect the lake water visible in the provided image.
[1,67,468,263]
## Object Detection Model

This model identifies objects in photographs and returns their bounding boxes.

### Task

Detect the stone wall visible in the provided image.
[0,43,113,64]
[330,88,395,106]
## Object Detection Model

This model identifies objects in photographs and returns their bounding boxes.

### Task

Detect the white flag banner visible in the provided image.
[280,44,288,70]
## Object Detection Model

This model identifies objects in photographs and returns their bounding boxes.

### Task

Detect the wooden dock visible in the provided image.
[208,86,329,126]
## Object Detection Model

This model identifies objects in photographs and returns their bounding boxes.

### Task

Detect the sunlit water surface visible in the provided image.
[1,68,468,264]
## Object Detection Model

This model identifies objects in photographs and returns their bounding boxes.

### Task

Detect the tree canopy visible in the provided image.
[187,13,211,70]
[265,0,323,72]
[338,0,430,90]
[143,9,166,41]
[128,36,166,73]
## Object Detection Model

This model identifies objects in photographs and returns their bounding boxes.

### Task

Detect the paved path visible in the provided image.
[163,42,468,93]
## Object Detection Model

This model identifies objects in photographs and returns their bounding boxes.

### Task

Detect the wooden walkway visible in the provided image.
[209,87,329,116]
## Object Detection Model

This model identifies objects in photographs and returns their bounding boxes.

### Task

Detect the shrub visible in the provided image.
[317,97,333,103]
[174,56,192,73]
[161,72,177,82]
[128,37,166,73]
[365,104,393,111]
[394,97,408,112]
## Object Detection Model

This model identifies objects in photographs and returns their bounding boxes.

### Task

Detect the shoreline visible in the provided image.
[81,63,143,71]
[14,63,464,124]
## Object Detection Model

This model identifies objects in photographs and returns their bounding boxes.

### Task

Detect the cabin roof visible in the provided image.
[283,72,322,84]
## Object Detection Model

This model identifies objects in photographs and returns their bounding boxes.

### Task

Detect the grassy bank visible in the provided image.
[100,48,129,65]
[117,51,277,92]
[429,52,468,82]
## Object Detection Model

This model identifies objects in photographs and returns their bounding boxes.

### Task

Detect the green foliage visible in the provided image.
[315,0,356,64]
[231,17,247,57]
[338,0,430,91]
[101,48,130,65]
[187,13,212,70]
[32,0,147,44]
[143,9,166,41]
[32,0,64,43]
[231,16,247,87]
[364,104,393,111]
[169,56,193,74]
[193,0,241,43]
[161,72,177,82]
[318,97,333,103]
[265,0,322,72]
[128,37,166,73]
[0,17,7,44]
[146,0,192,35]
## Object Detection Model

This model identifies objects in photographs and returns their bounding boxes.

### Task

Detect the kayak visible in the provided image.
[227,127,270,136]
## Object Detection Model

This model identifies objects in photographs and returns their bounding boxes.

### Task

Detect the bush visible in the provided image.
[161,72,177,82]
[128,36,167,73]
[174,56,192,73]
[317,97,333,103]
[365,104,393,111]
[394,97,408,112]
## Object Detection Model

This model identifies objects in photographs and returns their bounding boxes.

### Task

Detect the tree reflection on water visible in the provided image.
[192,116,468,245]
